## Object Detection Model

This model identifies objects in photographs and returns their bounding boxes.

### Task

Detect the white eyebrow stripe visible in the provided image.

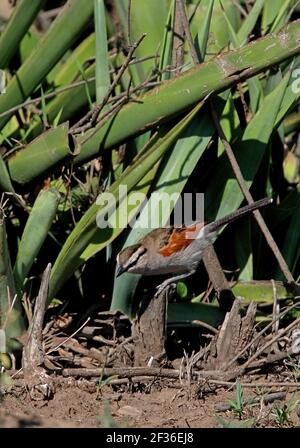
[124,246,146,269]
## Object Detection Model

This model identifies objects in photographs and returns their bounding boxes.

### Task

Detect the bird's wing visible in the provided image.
[158,222,205,256]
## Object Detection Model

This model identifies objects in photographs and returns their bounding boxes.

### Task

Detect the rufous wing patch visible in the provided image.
[158,222,205,256]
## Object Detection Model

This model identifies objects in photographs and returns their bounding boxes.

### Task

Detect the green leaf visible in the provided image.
[206,70,292,221]
[167,302,224,327]
[235,219,253,281]
[7,19,300,185]
[176,282,188,299]
[194,0,214,62]
[0,211,24,341]
[115,0,169,83]
[276,190,300,279]
[0,155,14,194]
[53,33,96,87]
[8,123,69,185]
[13,188,60,289]
[94,0,110,103]
[0,0,94,130]
[237,0,265,45]
[0,0,45,68]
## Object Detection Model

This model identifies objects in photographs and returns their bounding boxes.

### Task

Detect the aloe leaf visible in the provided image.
[115,0,169,83]
[94,0,110,103]
[205,70,293,221]
[13,188,60,290]
[80,164,159,261]
[232,281,293,304]
[19,29,40,64]
[270,0,297,33]
[221,2,265,115]
[158,0,175,81]
[247,76,264,114]
[0,211,16,322]
[0,155,14,194]
[261,0,284,34]
[234,219,253,281]
[52,33,96,88]
[7,19,300,185]
[237,0,266,44]
[191,0,239,55]
[194,0,214,62]
[276,190,300,278]
[8,123,69,184]
[0,0,45,68]
[0,0,94,130]
[220,1,239,48]
[168,302,224,327]
[0,210,24,343]
[284,111,300,135]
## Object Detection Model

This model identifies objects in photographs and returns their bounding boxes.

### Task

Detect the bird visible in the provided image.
[116,197,273,297]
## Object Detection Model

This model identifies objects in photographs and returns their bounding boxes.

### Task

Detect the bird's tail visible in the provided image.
[205,197,273,234]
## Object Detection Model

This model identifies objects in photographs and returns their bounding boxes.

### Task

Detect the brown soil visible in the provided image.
[1,299,300,428]
[1,377,300,428]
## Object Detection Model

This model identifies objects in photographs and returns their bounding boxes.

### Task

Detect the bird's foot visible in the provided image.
[154,281,176,298]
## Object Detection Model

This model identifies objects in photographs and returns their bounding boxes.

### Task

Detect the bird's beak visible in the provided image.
[116,264,126,277]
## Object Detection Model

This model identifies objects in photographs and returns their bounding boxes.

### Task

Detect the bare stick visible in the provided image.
[22,264,51,374]
[179,0,295,284]
[70,33,146,135]
[215,391,286,412]
[178,0,198,65]
[226,301,300,370]
[0,55,157,120]
[178,0,233,297]
[210,105,295,283]
[243,314,300,369]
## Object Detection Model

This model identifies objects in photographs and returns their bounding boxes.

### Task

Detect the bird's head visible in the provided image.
[116,244,148,276]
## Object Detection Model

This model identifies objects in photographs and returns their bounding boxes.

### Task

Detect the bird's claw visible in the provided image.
[154,282,176,298]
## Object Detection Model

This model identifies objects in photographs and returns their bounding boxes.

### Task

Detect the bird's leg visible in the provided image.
[154,270,196,298]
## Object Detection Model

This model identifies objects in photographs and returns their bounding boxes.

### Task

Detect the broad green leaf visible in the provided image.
[237,0,265,44]
[0,212,24,341]
[190,0,240,56]
[168,302,224,327]
[270,0,297,33]
[261,0,284,34]
[276,189,300,278]
[13,188,60,289]
[19,29,40,64]
[8,123,69,184]
[232,280,293,303]
[53,33,96,87]
[0,155,14,193]
[205,70,292,221]
[194,0,214,62]
[80,164,159,261]
[159,0,175,81]
[7,19,300,185]
[0,0,94,130]
[0,0,45,68]
[94,0,110,103]
[235,219,253,281]
[115,0,169,83]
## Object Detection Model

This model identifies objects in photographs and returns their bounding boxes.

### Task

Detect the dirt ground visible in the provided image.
[1,376,300,428]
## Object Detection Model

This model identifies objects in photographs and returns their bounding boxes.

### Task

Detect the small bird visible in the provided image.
[116,198,273,296]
